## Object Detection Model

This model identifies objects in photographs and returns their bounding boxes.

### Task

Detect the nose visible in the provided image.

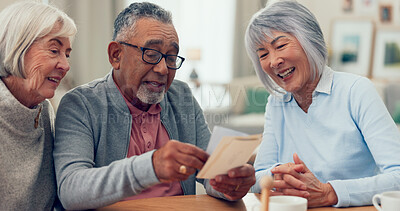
[57,55,70,74]
[269,53,284,69]
[153,57,169,75]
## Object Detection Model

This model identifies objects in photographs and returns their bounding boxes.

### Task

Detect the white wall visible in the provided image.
[298,0,400,51]
[126,0,236,85]
[0,0,16,9]
[1,0,400,86]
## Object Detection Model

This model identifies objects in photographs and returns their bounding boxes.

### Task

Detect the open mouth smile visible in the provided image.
[143,81,166,92]
[48,77,60,83]
[145,81,165,87]
[278,67,295,79]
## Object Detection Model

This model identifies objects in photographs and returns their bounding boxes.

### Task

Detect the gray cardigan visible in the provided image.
[54,72,223,210]
[0,79,57,210]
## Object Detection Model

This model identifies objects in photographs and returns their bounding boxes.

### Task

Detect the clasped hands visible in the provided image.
[270,153,338,207]
[152,140,255,200]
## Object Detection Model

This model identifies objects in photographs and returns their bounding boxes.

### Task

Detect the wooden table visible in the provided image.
[96,193,375,211]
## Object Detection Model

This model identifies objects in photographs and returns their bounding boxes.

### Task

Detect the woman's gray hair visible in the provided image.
[0,1,77,78]
[113,2,173,41]
[245,0,327,96]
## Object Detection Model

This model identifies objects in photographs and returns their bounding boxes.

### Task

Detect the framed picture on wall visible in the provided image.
[356,0,378,14]
[372,29,400,80]
[379,4,393,23]
[330,19,374,77]
[342,0,353,12]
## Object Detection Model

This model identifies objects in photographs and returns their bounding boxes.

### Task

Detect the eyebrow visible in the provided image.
[50,38,63,46]
[144,39,179,52]
[256,35,287,52]
[256,47,265,52]
[270,36,286,45]
[50,38,72,51]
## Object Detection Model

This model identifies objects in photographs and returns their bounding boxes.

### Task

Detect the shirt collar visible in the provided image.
[282,65,333,102]
[314,65,333,95]
[127,102,162,117]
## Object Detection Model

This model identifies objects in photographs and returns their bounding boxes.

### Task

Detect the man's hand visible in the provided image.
[152,140,209,183]
[271,153,338,207]
[209,164,256,200]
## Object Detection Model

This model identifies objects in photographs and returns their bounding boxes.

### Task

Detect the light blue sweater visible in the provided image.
[252,66,400,207]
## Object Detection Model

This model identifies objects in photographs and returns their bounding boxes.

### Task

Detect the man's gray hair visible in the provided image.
[113,2,173,41]
[0,1,77,78]
[245,0,327,96]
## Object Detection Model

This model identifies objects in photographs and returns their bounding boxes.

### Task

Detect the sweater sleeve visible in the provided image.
[328,77,400,207]
[251,99,281,193]
[53,91,159,210]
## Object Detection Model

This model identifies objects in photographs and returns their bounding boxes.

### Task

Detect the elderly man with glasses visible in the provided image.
[53,2,255,210]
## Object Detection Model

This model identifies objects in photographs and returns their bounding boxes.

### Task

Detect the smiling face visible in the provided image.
[257,31,313,97]
[22,29,71,104]
[111,18,179,111]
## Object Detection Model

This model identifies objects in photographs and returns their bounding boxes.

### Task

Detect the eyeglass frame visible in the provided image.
[118,41,185,70]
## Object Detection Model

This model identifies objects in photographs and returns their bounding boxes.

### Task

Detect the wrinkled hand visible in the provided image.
[271,153,338,207]
[209,164,256,200]
[152,140,209,183]
[270,159,308,197]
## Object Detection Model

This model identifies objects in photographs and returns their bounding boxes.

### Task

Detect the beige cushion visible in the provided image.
[228,75,264,114]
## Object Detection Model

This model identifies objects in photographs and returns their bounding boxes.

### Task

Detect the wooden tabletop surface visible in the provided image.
[96,193,375,211]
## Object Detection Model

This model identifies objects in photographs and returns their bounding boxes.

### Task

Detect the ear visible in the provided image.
[108,41,121,70]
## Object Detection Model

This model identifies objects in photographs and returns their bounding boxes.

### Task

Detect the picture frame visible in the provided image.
[372,29,400,80]
[330,19,374,77]
[342,0,354,13]
[356,0,378,14]
[379,4,393,23]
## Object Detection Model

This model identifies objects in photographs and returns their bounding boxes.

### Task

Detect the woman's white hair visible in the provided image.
[0,1,77,78]
[245,0,327,96]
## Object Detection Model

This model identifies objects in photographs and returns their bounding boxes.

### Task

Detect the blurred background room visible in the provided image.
[1,0,400,134]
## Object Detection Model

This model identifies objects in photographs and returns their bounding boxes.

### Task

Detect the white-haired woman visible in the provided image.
[245,0,400,208]
[0,2,76,210]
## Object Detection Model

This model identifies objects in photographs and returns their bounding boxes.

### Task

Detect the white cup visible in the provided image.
[268,195,307,211]
[372,191,400,211]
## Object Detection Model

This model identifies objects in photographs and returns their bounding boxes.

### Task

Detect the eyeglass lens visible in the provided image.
[143,49,182,69]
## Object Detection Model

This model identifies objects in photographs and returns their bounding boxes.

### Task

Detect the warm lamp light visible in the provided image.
[186,48,201,61]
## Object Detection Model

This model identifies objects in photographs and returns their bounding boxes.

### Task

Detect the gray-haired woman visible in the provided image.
[0,1,76,210]
[245,0,400,208]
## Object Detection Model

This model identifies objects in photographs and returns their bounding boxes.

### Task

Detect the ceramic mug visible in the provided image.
[372,191,400,211]
[268,195,307,211]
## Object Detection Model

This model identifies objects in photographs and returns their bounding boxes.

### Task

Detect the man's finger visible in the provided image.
[213,174,254,187]
[227,164,255,178]
[176,141,209,162]
[175,153,206,170]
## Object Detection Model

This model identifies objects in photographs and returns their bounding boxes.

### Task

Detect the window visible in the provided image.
[125,0,236,84]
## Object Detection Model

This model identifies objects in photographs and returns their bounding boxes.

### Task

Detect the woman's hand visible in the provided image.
[270,160,309,197]
[271,153,338,207]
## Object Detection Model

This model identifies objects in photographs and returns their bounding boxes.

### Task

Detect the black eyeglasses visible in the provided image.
[119,41,185,70]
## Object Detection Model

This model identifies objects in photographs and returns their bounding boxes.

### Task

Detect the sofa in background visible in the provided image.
[382,82,400,124]
[203,75,268,135]
[201,76,400,135]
